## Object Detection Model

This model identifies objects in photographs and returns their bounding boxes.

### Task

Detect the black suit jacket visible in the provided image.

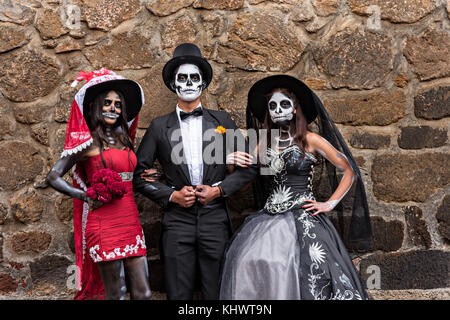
[133,108,258,224]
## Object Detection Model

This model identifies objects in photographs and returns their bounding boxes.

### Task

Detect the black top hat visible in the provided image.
[247,75,318,124]
[162,43,213,93]
[84,79,144,122]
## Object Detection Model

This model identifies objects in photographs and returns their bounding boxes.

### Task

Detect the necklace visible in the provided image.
[105,126,116,145]
[275,126,294,151]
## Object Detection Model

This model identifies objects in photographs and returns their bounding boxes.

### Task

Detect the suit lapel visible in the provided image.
[202,109,220,182]
[166,111,191,185]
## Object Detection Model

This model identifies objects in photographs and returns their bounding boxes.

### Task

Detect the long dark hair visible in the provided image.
[263,88,309,153]
[85,90,135,166]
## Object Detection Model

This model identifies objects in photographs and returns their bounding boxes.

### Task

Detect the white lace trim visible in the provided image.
[72,165,89,265]
[74,75,123,113]
[89,234,147,263]
[72,165,87,191]
[80,202,89,263]
[60,138,93,158]
[89,245,102,263]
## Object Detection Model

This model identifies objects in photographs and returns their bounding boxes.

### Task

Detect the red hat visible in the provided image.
[62,68,144,157]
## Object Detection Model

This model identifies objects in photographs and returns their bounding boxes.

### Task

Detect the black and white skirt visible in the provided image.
[219,208,368,300]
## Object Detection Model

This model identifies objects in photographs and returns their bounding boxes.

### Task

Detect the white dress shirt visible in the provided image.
[176,104,204,186]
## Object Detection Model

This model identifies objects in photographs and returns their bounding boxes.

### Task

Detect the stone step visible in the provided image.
[2,289,449,300]
[368,288,450,300]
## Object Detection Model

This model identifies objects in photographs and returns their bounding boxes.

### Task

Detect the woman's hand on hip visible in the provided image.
[302,199,338,216]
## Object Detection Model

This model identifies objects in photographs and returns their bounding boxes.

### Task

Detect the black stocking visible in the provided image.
[97,260,127,300]
[124,256,152,300]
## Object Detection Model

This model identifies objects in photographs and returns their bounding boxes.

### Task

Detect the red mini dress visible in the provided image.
[80,147,146,263]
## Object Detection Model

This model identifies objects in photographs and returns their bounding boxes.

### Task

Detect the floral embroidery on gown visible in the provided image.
[219,144,368,300]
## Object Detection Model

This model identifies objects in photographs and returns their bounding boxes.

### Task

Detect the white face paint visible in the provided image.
[268,92,294,125]
[173,64,204,102]
[102,90,122,126]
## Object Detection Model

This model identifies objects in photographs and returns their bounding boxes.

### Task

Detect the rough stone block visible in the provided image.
[0,24,29,52]
[349,132,390,149]
[436,195,450,241]
[349,0,437,23]
[146,0,194,17]
[216,11,304,72]
[193,0,243,10]
[0,49,61,102]
[0,141,44,191]
[314,30,393,89]
[371,153,450,202]
[11,231,51,253]
[404,30,450,81]
[84,32,153,70]
[80,0,141,31]
[29,255,72,294]
[360,250,450,290]
[323,90,406,126]
[414,86,450,120]
[0,273,18,294]
[398,126,447,149]
[10,189,44,224]
[404,206,432,248]
[329,215,404,253]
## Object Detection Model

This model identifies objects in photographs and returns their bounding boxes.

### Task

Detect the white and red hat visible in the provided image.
[62,68,144,157]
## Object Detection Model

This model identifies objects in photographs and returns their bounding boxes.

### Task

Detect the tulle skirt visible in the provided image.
[219,209,368,300]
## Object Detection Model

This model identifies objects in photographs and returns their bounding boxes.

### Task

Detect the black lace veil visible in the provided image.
[246,75,372,250]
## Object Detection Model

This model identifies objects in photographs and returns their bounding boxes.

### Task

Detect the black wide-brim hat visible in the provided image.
[162,43,213,93]
[247,75,318,124]
[84,79,144,122]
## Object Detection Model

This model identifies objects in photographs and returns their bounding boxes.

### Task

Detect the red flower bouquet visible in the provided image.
[86,169,128,204]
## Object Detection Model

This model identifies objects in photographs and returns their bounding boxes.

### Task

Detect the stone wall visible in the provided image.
[0,0,448,299]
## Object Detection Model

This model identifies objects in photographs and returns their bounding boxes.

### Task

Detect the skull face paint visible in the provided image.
[268,92,294,125]
[102,90,122,126]
[173,64,204,102]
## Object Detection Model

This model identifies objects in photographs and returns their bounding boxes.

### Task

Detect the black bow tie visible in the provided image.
[180,107,203,120]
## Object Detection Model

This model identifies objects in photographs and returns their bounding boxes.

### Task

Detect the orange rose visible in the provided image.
[215,125,226,134]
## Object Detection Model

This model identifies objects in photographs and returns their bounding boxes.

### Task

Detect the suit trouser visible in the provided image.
[161,202,230,300]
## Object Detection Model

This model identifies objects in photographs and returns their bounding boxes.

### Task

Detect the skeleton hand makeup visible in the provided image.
[172,64,204,102]
[302,199,339,216]
[268,92,294,126]
[226,151,254,167]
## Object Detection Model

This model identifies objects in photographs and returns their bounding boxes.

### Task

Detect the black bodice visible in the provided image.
[260,144,318,214]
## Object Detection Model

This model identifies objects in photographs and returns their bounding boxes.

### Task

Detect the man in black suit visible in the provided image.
[133,43,257,300]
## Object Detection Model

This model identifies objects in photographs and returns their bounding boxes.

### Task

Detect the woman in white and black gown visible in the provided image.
[219,75,371,300]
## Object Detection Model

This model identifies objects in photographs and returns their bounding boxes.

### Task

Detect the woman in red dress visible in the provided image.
[46,69,152,300]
